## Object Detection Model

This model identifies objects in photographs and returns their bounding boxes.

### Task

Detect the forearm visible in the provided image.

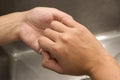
[90,54,120,80]
[0,12,25,45]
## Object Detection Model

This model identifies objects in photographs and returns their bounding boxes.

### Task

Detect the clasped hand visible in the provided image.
[17,7,120,79]
[35,8,109,76]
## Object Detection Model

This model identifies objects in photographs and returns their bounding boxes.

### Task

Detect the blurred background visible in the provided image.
[0,0,120,34]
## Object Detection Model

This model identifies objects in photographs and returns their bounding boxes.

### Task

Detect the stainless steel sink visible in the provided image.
[1,0,120,80]
[2,42,90,80]
[2,30,120,80]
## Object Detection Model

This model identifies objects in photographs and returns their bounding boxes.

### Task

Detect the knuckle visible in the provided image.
[51,44,62,53]
[60,34,72,42]
[44,28,52,36]
[72,27,87,35]
[44,28,49,33]
[72,28,80,35]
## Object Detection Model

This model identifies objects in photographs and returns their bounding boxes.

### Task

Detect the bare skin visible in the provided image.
[0,7,72,52]
[0,7,120,80]
[39,18,120,80]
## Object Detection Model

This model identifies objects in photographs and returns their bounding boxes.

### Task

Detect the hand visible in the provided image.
[18,7,72,52]
[38,18,119,76]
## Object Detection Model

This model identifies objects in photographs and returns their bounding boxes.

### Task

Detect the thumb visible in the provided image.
[27,8,54,30]
[41,51,63,74]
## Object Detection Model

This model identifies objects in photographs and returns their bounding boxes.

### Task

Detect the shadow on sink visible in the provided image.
[0,47,10,80]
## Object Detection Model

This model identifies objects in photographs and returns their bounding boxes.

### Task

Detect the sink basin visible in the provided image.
[2,30,120,80]
[0,0,120,80]
[3,42,89,80]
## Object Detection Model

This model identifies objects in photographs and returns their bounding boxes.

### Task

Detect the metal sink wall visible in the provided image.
[0,0,120,80]
[2,30,120,80]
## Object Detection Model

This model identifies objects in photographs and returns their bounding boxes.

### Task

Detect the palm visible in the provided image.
[20,22,43,52]
[20,8,54,52]
[19,7,72,52]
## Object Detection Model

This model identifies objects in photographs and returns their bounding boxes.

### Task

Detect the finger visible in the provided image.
[38,36,55,51]
[44,28,60,42]
[61,18,82,28]
[38,48,43,54]
[50,21,70,32]
[52,9,82,28]
[41,51,63,73]
[53,9,73,21]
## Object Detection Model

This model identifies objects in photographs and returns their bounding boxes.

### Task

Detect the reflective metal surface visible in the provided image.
[0,0,120,80]
[96,31,120,57]
[2,30,120,80]
[2,42,89,80]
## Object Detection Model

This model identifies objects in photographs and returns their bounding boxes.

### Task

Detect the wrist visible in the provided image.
[0,11,27,45]
[89,53,120,80]
[12,11,27,42]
